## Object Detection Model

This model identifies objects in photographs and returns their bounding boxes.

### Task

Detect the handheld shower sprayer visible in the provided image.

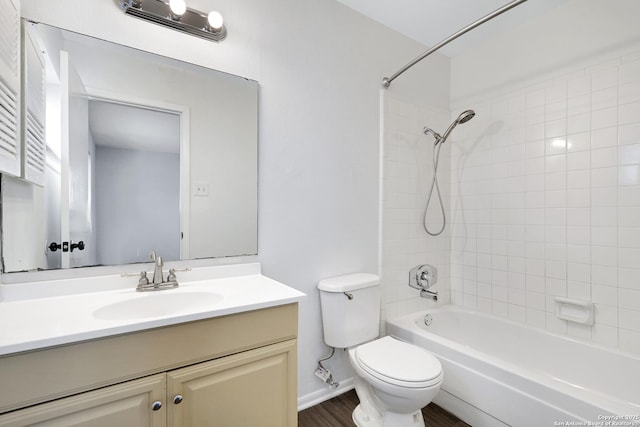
[424,110,475,145]
[422,109,475,236]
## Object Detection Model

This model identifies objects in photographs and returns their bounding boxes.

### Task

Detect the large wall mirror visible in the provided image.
[1,21,258,273]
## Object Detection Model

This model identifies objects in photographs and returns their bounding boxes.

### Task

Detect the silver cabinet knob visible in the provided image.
[173,395,183,404]
[151,401,162,411]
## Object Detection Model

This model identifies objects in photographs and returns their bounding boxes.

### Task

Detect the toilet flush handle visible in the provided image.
[343,292,354,300]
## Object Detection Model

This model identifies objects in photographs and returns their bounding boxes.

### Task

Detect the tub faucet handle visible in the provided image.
[409,264,438,290]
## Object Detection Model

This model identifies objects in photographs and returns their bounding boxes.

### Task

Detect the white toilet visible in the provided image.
[318,273,443,427]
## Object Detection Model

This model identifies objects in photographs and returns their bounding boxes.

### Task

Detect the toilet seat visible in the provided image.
[354,336,442,388]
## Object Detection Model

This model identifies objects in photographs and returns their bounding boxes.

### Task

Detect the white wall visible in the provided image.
[1,176,47,271]
[20,0,447,404]
[451,0,640,104]
[95,146,180,265]
[449,0,640,355]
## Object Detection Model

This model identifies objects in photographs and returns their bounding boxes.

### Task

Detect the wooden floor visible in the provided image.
[298,390,470,426]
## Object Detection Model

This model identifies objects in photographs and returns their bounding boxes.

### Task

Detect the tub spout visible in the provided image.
[420,289,438,301]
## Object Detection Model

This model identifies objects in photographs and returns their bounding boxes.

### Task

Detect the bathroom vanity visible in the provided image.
[0,264,303,426]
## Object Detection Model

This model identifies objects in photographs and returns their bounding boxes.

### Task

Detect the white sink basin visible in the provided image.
[93,291,224,320]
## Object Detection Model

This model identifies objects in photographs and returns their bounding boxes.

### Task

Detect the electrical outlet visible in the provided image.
[192,182,209,196]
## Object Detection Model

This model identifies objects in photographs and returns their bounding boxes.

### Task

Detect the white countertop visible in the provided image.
[0,264,305,356]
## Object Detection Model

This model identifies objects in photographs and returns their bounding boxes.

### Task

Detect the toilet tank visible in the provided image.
[318,273,380,348]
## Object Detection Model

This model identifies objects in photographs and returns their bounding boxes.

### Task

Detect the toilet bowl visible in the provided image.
[348,336,443,427]
[317,273,443,427]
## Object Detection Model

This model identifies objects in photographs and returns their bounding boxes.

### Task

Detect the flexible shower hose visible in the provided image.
[423,141,446,236]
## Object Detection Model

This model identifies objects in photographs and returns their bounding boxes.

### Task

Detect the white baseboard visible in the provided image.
[297,377,355,411]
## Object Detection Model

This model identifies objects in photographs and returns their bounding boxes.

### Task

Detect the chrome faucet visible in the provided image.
[420,289,438,301]
[136,250,179,292]
[150,250,164,284]
[409,264,439,301]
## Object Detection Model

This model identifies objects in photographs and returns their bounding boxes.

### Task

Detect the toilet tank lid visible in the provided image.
[317,273,379,292]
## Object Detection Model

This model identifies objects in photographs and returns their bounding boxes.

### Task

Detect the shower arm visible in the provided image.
[382,0,529,88]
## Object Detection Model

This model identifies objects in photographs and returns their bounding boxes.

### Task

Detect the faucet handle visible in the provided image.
[138,271,149,285]
[167,268,177,283]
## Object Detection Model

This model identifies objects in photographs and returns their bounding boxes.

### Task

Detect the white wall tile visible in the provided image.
[619,60,640,85]
[592,67,618,91]
[591,227,617,247]
[591,107,618,130]
[618,144,640,165]
[619,328,640,354]
[567,189,589,207]
[619,101,640,125]
[591,126,618,148]
[449,48,640,356]
[591,170,617,190]
[592,87,618,111]
[619,165,640,186]
[568,280,591,299]
[592,284,618,306]
[568,75,590,98]
[568,95,590,117]
[567,113,590,134]
[591,147,618,168]
[618,123,640,145]
[567,132,590,152]
[567,151,590,170]
[619,308,640,332]
[618,228,640,248]
[591,265,617,287]
[591,187,617,206]
[567,170,590,189]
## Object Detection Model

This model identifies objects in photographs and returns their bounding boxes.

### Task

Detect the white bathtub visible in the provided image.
[387,305,640,427]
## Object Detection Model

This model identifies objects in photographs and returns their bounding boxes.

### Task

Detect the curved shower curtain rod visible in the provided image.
[382,0,529,88]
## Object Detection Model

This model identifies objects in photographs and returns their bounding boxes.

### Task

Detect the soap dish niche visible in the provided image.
[555,297,594,325]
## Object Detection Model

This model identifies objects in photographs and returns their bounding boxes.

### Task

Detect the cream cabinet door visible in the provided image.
[0,374,166,427]
[167,340,297,427]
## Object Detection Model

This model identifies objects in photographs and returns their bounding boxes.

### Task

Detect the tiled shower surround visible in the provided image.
[449,50,640,355]
[381,93,451,327]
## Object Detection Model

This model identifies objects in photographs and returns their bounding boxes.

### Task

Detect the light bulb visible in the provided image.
[207,11,224,30]
[169,0,186,16]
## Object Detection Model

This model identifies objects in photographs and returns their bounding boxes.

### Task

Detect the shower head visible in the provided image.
[440,109,475,142]
[423,109,475,144]
[457,109,476,124]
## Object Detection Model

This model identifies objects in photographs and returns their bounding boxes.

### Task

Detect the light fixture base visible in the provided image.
[119,0,227,42]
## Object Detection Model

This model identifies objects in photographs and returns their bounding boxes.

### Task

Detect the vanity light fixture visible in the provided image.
[119,0,227,42]
[169,0,187,19]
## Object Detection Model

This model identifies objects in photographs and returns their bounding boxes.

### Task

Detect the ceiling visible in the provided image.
[335,0,567,57]
[88,100,180,154]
